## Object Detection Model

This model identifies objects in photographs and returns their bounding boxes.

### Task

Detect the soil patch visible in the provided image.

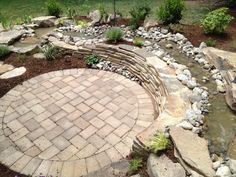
[174,8,236,52]
[0,52,87,98]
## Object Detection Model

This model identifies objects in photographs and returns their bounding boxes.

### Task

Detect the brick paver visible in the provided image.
[0,69,154,176]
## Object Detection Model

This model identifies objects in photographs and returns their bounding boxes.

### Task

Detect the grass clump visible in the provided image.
[42,45,58,61]
[146,132,170,153]
[129,5,151,30]
[157,0,185,25]
[45,0,63,18]
[205,38,217,47]
[128,159,143,173]
[106,28,123,43]
[133,38,144,47]
[84,54,100,66]
[0,46,11,59]
[201,7,234,34]
[67,7,77,19]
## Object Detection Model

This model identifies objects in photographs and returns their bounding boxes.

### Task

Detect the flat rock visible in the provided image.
[0,30,24,45]
[9,44,39,54]
[169,127,215,177]
[33,53,45,59]
[89,10,101,26]
[32,16,56,27]
[0,64,14,74]
[0,67,26,79]
[147,153,186,177]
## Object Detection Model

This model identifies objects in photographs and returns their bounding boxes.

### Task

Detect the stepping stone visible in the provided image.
[32,16,56,27]
[9,44,39,54]
[0,64,14,74]
[170,127,215,177]
[0,67,26,79]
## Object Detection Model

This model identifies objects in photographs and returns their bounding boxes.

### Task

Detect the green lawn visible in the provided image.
[0,0,209,24]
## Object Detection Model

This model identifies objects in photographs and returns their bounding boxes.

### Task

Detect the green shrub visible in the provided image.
[84,54,100,65]
[98,4,108,22]
[0,46,10,59]
[45,0,63,18]
[42,46,58,61]
[205,39,217,47]
[106,28,123,43]
[0,14,14,30]
[67,7,77,19]
[129,5,151,30]
[157,0,185,25]
[22,15,32,24]
[133,38,144,47]
[146,132,170,153]
[76,20,89,28]
[201,7,234,34]
[128,159,142,172]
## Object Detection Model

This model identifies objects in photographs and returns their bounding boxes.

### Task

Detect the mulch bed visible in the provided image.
[0,52,87,98]
[174,8,236,52]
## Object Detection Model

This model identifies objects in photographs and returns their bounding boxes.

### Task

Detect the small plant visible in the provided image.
[98,4,108,22]
[76,20,89,28]
[133,38,144,47]
[0,14,14,30]
[0,46,10,59]
[45,0,63,18]
[84,54,100,65]
[22,15,32,24]
[205,38,217,47]
[128,159,143,173]
[146,132,170,153]
[157,0,185,24]
[129,5,151,30]
[42,45,58,61]
[201,7,234,34]
[106,28,123,43]
[18,54,27,62]
[169,23,184,33]
[67,7,77,19]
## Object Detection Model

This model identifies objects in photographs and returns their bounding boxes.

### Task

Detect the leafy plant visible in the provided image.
[67,7,77,19]
[98,4,109,22]
[106,27,123,43]
[201,7,234,34]
[128,159,143,173]
[76,20,89,28]
[129,5,151,30]
[205,38,217,47]
[0,46,10,59]
[45,0,63,18]
[146,132,170,153]
[22,15,32,24]
[157,0,185,25]
[42,45,58,61]
[84,54,100,65]
[0,14,14,30]
[133,38,144,47]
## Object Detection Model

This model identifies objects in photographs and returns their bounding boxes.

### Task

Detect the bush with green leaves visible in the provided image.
[67,7,77,19]
[0,46,10,59]
[133,38,144,47]
[106,28,123,43]
[201,7,234,34]
[129,5,151,30]
[98,4,108,22]
[205,39,217,47]
[128,159,142,173]
[84,54,100,65]
[146,132,170,153]
[45,0,63,18]
[157,0,185,25]
[42,45,58,61]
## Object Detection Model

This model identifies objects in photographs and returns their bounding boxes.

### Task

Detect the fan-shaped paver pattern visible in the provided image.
[0,69,154,176]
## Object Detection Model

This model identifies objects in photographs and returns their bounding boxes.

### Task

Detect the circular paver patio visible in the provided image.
[0,69,154,176]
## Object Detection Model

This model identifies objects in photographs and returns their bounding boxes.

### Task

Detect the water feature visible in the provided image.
[161,41,236,159]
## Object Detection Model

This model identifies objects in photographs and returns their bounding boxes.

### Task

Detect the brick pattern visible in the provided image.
[0,69,154,176]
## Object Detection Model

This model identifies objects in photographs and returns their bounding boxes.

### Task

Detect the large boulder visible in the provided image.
[88,10,102,26]
[169,127,215,177]
[0,30,24,45]
[147,153,186,177]
[32,16,56,27]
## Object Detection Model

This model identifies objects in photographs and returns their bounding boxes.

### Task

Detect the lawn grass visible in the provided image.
[0,0,209,24]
